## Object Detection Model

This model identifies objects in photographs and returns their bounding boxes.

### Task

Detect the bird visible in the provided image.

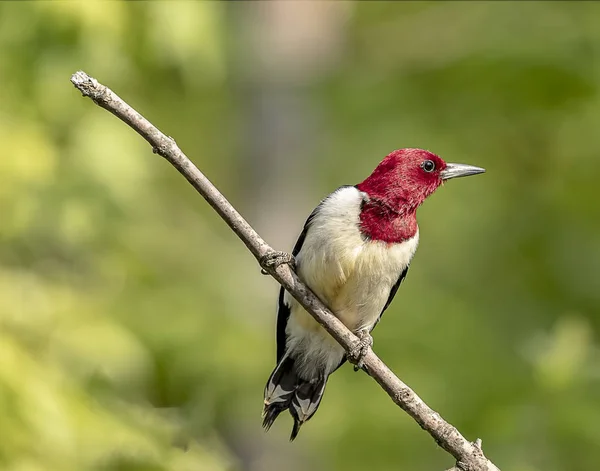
[261,148,485,440]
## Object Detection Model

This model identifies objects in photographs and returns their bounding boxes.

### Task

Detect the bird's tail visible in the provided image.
[262,355,328,441]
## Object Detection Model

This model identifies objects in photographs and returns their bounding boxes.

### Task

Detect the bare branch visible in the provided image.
[70,71,501,471]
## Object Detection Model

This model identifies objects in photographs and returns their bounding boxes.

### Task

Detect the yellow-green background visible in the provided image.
[1,2,599,470]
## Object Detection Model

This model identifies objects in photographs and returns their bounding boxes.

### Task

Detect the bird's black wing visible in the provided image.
[275,186,353,362]
[370,264,410,333]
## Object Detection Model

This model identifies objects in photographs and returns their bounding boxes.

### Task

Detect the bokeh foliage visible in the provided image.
[1,2,599,471]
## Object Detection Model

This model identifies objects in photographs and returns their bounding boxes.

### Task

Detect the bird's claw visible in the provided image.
[260,251,296,275]
[349,329,373,371]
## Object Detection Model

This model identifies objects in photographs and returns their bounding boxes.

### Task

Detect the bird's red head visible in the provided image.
[356,148,485,243]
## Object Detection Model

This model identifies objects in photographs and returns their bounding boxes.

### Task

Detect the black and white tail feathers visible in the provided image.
[262,356,328,441]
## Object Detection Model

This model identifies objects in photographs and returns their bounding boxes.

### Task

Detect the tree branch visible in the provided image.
[70,71,500,471]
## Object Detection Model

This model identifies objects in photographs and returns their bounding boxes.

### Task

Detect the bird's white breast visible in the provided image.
[284,186,419,377]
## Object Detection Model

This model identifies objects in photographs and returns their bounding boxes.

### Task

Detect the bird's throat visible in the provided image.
[358,197,418,244]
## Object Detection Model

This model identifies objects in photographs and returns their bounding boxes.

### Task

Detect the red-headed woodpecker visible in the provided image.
[261,148,485,440]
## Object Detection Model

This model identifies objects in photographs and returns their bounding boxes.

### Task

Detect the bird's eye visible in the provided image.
[421,160,436,173]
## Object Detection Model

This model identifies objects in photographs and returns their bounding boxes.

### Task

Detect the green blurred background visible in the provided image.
[1,1,599,470]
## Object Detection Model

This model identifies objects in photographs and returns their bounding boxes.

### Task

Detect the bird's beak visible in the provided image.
[440,163,486,180]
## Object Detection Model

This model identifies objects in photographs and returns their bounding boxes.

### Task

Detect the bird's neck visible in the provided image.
[357,193,419,244]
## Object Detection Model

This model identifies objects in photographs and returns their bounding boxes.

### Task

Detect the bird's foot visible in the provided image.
[260,251,296,275]
[349,329,373,371]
